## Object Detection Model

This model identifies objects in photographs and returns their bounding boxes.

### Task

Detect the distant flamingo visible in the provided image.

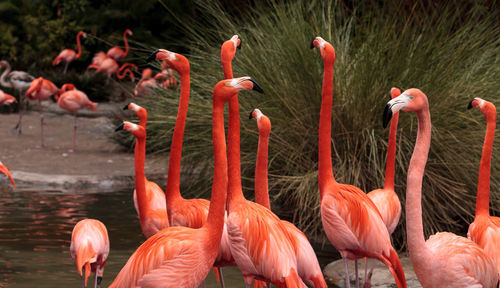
[106,29,133,60]
[0,60,35,134]
[154,67,177,89]
[364,87,403,286]
[115,121,169,237]
[250,108,327,288]
[52,31,87,74]
[0,161,15,188]
[57,87,97,152]
[467,97,500,279]
[88,52,108,71]
[0,89,16,105]
[109,77,259,288]
[383,89,498,287]
[312,36,406,288]
[25,77,59,148]
[70,219,109,288]
[93,58,136,82]
[134,68,158,96]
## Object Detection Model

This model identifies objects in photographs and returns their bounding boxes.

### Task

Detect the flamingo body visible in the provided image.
[367,188,401,235]
[0,90,16,105]
[25,77,59,101]
[58,90,97,113]
[106,29,132,60]
[53,31,86,74]
[468,216,500,279]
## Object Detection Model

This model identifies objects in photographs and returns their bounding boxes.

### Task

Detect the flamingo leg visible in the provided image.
[200,280,206,288]
[343,257,351,288]
[69,112,77,152]
[363,263,374,288]
[355,259,359,288]
[217,267,225,288]
[81,267,85,288]
[64,61,69,74]
[38,99,44,148]
[94,264,99,288]
[14,89,25,134]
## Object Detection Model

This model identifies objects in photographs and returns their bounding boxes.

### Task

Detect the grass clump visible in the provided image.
[131,0,500,249]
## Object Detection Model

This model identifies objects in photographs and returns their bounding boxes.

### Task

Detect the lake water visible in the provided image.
[0,188,337,287]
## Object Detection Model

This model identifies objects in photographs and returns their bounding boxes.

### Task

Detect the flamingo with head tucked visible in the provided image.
[467,97,500,280]
[383,89,498,287]
[94,58,136,82]
[0,89,16,105]
[53,31,87,74]
[312,36,406,288]
[0,161,15,189]
[106,29,133,60]
[134,68,158,96]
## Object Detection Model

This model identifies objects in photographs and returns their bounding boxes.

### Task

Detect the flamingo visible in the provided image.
[70,219,109,288]
[383,89,498,287]
[57,87,97,152]
[93,58,136,82]
[364,87,403,286]
[106,29,133,60]
[0,89,16,105]
[134,68,159,96]
[0,161,15,188]
[87,52,108,71]
[467,97,500,279]
[109,77,260,288]
[52,31,87,74]
[154,67,178,89]
[312,36,406,288]
[0,60,35,134]
[25,77,60,148]
[249,108,327,288]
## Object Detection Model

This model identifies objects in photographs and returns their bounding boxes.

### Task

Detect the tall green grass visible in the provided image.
[127,0,499,249]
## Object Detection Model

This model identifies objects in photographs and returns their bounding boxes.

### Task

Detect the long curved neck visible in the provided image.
[134,136,150,223]
[0,63,11,87]
[406,107,434,276]
[318,60,336,198]
[116,68,129,79]
[205,97,228,249]
[75,33,83,59]
[475,109,496,217]
[123,32,129,57]
[165,72,190,207]
[254,127,270,209]
[384,111,399,190]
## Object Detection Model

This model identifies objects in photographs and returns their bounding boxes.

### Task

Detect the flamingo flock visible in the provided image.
[0,31,499,288]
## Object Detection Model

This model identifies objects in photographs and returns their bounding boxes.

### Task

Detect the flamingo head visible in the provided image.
[114,121,145,138]
[0,60,8,68]
[55,83,76,101]
[141,68,153,79]
[0,162,15,189]
[147,49,189,75]
[311,36,335,64]
[468,97,496,119]
[383,88,428,128]
[123,102,147,122]
[78,31,87,38]
[214,76,263,104]
[221,35,242,63]
[125,29,133,36]
[249,108,271,136]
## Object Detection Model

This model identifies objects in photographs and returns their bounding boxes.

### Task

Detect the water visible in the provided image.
[0,188,337,287]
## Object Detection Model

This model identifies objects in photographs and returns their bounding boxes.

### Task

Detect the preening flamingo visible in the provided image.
[70,219,109,288]
[154,67,178,89]
[25,77,60,148]
[93,58,136,82]
[467,97,500,279]
[88,52,108,71]
[364,87,403,286]
[0,161,16,188]
[312,36,406,288]
[0,89,16,105]
[134,68,158,96]
[57,87,97,152]
[383,89,498,287]
[52,31,87,74]
[106,29,133,60]
[250,108,327,288]
[0,60,35,134]
[109,77,260,288]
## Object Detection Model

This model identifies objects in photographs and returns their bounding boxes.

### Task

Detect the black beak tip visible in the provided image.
[237,37,242,50]
[382,104,393,128]
[467,100,474,110]
[115,123,125,132]
[249,78,264,94]
[249,111,253,119]
[123,104,129,110]
[310,38,316,49]
[146,50,159,63]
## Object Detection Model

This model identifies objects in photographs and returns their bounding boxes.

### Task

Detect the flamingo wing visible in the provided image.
[468,216,500,277]
[170,198,210,228]
[367,188,402,234]
[107,47,125,60]
[133,179,166,215]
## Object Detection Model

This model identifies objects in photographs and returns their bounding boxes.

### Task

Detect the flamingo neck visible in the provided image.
[222,59,233,79]
[134,136,151,228]
[116,68,128,79]
[406,107,433,276]
[123,31,130,58]
[165,72,190,209]
[204,98,228,250]
[318,60,336,199]
[384,111,400,190]
[0,63,11,87]
[254,127,270,209]
[475,109,496,217]
[76,33,83,59]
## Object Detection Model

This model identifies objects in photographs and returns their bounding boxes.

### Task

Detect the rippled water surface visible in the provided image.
[0,188,336,287]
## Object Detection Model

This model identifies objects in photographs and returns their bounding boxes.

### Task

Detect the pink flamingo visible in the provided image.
[154,67,178,89]
[364,87,403,286]
[70,219,109,288]
[312,36,406,288]
[109,77,259,287]
[0,89,16,105]
[383,89,498,287]
[467,97,500,279]
[52,31,87,74]
[92,58,136,82]
[106,29,133,60]
[25,77,60,148]
[0,161,15,188]
[87,52,108,71]
[56,87,97,152]
[134,68,158,96]
[250,108,327,288]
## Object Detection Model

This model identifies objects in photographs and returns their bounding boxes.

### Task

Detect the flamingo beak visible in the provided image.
[383,104,393,128]
[249,111,254,119]
[146,50,159,63]
[237,37,242,50]
[467,100,474,110]
[310,38,316,49]
[115,123,125,132]
[249,78,264,93]
[123,104,130,110]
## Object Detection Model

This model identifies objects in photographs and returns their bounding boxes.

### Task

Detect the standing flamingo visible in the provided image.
[0,60,35,134]
[93,59,136,82]
[312,36,406,288]
[70,219,109,288]
[109,77,260,288]
[25,77,60,148]
[364,87,403,286]
[57,87,97,152]
[467,97,500,279]
[115,121,169,237]
[87,52,108,71]
[53,31,87,74]
[383,89,498,287]
[106,29,133,60]
[250,108,327,288]
[134,68,158,96]
[0,161,15,188]
[0,89,16,105]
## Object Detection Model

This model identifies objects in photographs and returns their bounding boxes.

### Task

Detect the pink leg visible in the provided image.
[355,259,359,288]
[15,89,25,134]
[343,257,351,288]
[217,267,225,288]
[37,99,44,148]
[94,264,99,288]
[81,267,85,288]
[200,280,206,288]
[363,263,374,288]
[64,61,69,74]
[69,113,76,152]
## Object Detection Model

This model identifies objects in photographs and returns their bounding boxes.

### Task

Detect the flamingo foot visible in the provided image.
[68,149,75,153]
